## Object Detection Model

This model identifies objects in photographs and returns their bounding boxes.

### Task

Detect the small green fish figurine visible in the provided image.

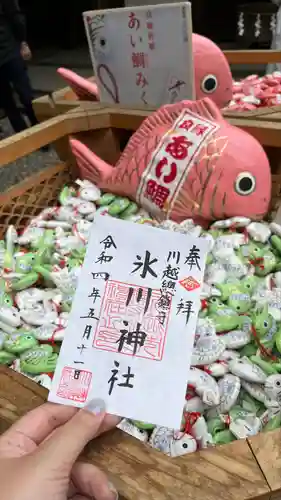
[4,330,38,354]
[20,344,58,374]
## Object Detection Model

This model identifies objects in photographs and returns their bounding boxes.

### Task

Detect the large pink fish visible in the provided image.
[70,97,270,225]
[57,34,233,108]
[193,34,232,108]
[57,68,99,101]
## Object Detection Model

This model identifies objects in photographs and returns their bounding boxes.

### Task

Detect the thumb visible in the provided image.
[36,398,106,471]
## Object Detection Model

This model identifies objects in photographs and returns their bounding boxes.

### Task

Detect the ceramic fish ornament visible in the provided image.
[264,374,281,404]
[57,34,232,109]
[193,33,232,108]
[71,97,271,225]
[188,366,220,406]
[117,419,149,442]
[57,68,99,101]
[149,427,197,457]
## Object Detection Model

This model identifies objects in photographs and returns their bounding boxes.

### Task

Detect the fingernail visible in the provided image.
[108,482,119,499]
[85,398,106,415]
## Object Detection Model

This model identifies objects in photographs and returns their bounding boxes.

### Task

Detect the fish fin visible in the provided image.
[57,68,99,101]
[116,98,222,169]
[70,139,114,186]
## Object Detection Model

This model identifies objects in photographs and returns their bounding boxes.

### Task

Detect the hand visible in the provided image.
[20,42,32,61]
[0,399,120,500]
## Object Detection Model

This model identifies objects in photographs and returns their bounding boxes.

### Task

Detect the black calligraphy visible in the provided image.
[126,286,152,314]
[116,321,147,356]
[108,360,135,395]
[82,324,93,340]
[157,251,181,325]
[88,287,101,302]
[77,344,87,355]
[95,234,117,265]
[131,250,158,279]
[185,245,201,271]
[91,272,109,281]
[176,299,194,324]
[80,308,99,320]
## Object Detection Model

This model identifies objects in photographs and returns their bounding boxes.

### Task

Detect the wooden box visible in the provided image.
[2,106,281,499]
[223,49,281,121]
[32,49,281,131]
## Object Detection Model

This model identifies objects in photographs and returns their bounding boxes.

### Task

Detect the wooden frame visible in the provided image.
[32,49,281,126]
[2,105,281,499]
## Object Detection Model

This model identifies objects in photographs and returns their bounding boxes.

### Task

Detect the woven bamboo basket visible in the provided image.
[2,106,281,499]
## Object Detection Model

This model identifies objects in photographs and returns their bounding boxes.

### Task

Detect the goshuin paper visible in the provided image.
[49,215,208,429]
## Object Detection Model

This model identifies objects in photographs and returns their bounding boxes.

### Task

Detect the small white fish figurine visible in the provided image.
[188,367,220,406]
[241,380,279,408]
[191,336,225,366]
[20,304,57,327]
[206,361,229,378]
[217,374,241,413]
[0,306,21,328]
[117,419,148,442]
[264,374,281,404]
[195,317,216,341]
[15,288,46,310]
[190,415,213,449]
[34,324,65,342]
[229,415,261,439]
[221,330,251,349]
[149,427,197,457]
[220,350,241,361]
[229,358,267,384]
[184,396,206,413]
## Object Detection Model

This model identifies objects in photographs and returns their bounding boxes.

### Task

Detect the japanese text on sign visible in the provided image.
[136,110,220,216]
[83,3,194,106]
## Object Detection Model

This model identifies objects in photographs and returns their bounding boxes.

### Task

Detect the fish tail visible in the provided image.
[70,139,114,186]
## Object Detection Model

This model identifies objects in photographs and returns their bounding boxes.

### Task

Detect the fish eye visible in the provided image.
[201,74,218,94]
[276,380,281,386]
[234,172,256,196]
[264,321,268,328]
[182,443,188,449]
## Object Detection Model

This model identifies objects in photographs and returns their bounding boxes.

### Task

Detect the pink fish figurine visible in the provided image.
[70,97,271,225]
[57,34,232,109]
[57,68,99,101]
[193,34,233,109]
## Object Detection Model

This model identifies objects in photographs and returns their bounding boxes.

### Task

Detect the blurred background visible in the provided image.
[19,0,279,95]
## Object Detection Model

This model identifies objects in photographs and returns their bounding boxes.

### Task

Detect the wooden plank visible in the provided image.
[223,50,281,65]
[248,430,281,499]
[249,110,281,122]
[0,108,111,168]
[0,367,270,500]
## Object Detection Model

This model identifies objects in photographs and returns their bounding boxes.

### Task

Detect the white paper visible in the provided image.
[83,3,194,107]
[49,215,208,429]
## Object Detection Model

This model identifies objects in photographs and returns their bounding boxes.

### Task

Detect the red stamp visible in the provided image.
[179,276,200,292]
[93,280,171,361]
[57,367,92,403]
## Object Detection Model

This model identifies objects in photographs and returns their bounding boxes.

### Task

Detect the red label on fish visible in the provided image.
[56,367,92,403]
[136,110,219,217]
[179,276,200,291]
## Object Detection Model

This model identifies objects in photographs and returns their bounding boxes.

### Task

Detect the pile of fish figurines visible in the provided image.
[228,71,281,111]
[3,178,281,458]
